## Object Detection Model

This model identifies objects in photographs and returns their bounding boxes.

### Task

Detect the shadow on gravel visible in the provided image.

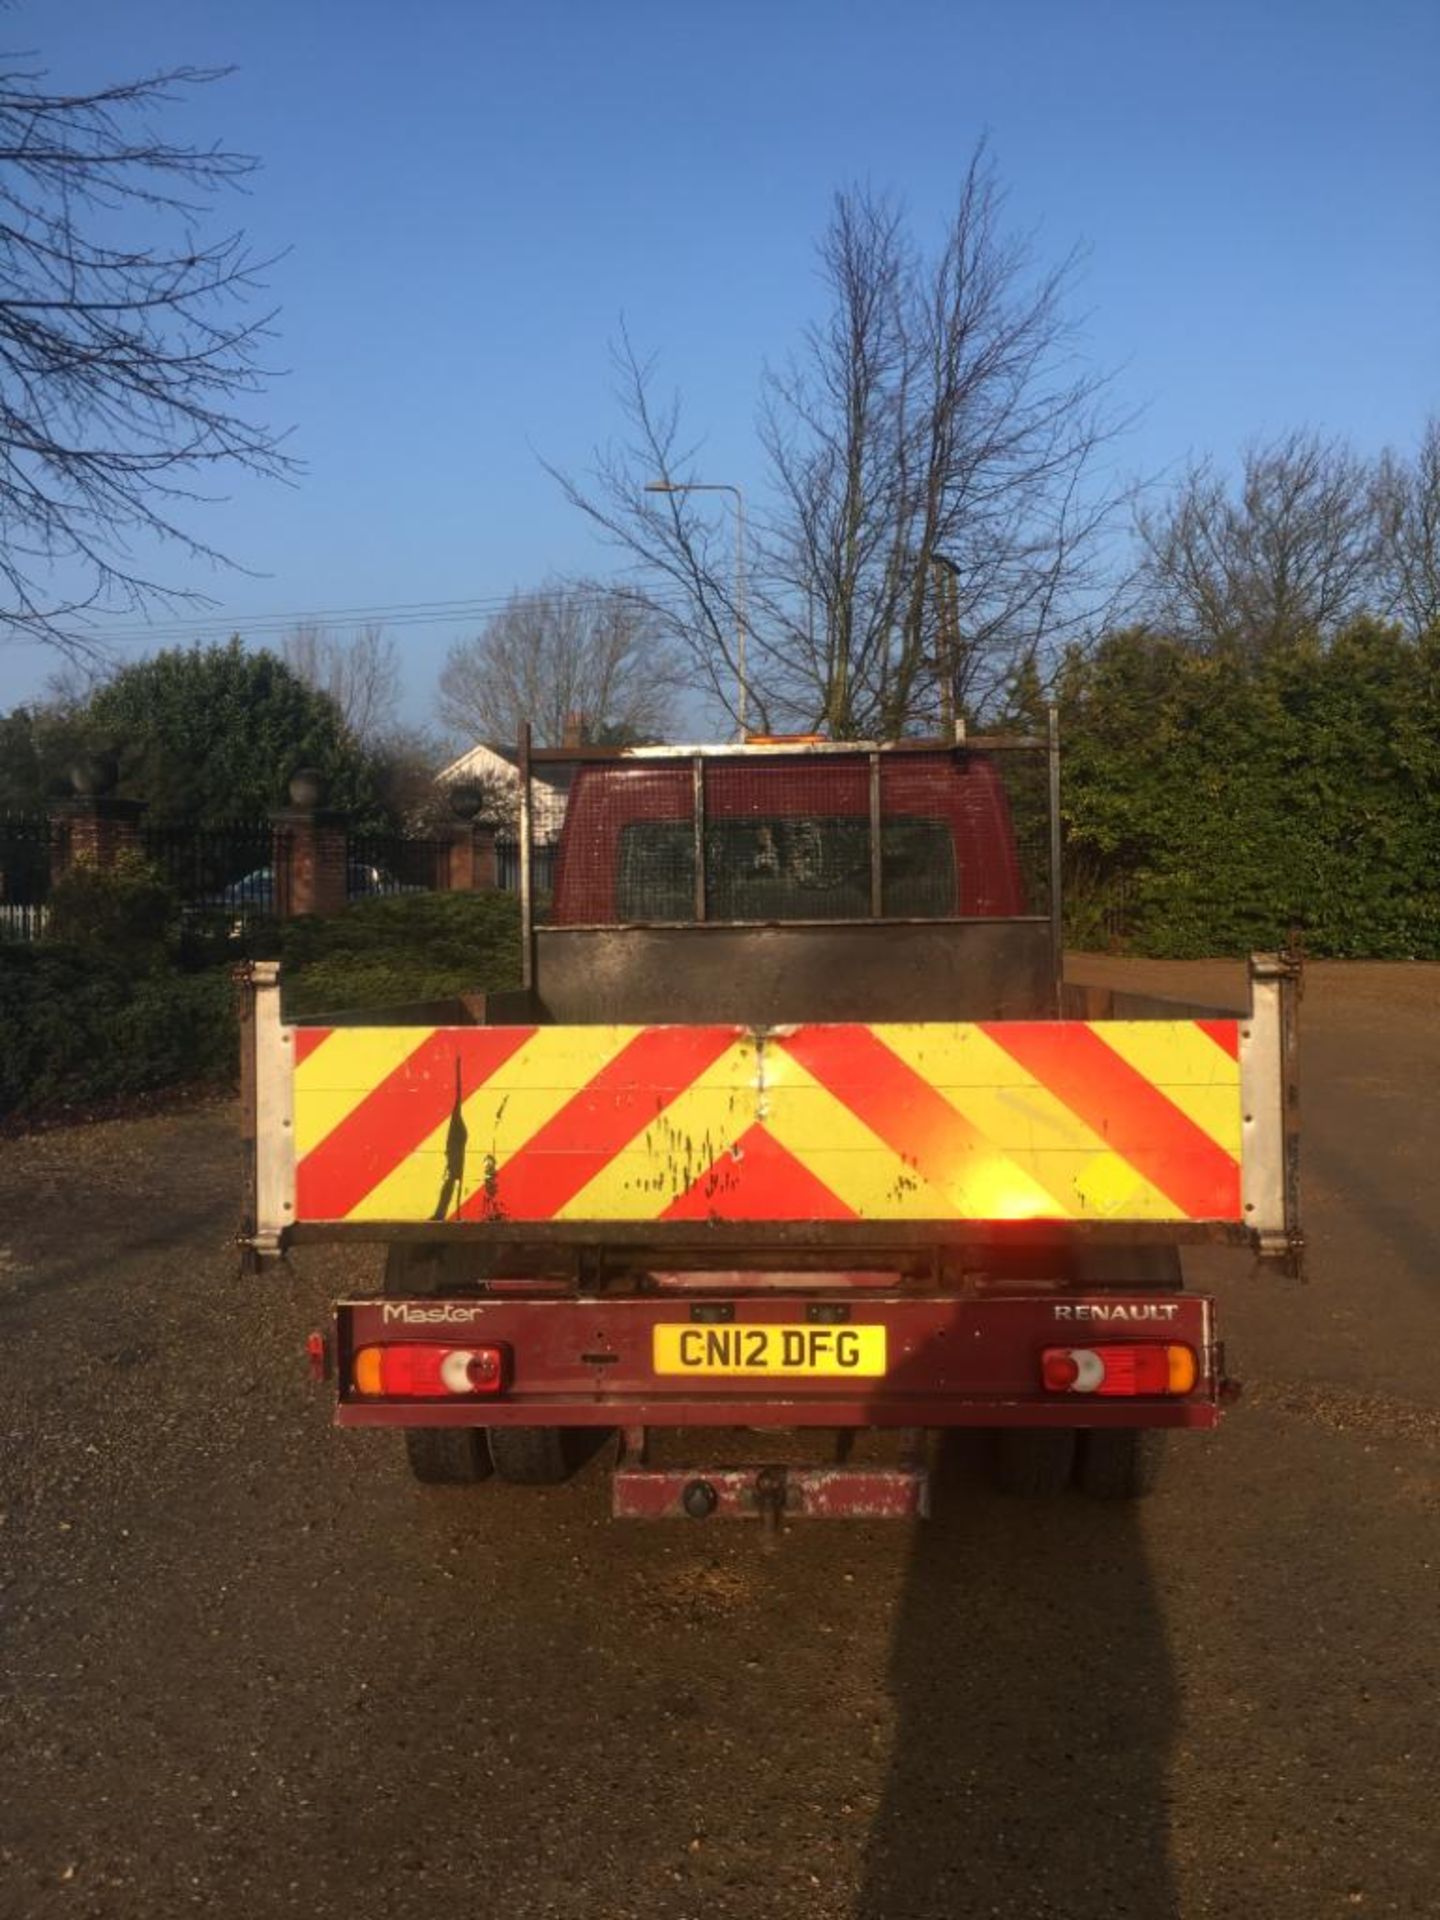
[0,1198,234,1314]
[856,1433,1179,1920]
[1304,1117,1440,1272]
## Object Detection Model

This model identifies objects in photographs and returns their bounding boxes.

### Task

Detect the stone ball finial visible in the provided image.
[287,767,324,809]
[447,781,486,822]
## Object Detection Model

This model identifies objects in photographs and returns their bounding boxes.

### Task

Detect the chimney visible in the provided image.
[562,712,586,749]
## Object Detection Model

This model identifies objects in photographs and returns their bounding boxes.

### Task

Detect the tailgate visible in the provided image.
[240,956,1299,1264]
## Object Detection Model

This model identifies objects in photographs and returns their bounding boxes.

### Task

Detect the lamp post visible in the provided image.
[930,551,964,742]
[644,478,747,735]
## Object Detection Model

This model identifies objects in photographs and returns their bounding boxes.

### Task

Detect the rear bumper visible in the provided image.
[333,1291,1221,1432]
[612,1459,931,1521]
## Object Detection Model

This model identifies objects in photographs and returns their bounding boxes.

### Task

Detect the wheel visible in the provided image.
[991,1427,1077,1497]
[403,1425,491,1485]
[382,1245,609,1487]
[488,1425,578,1486]
[1076,1429,1167,1500]
[383,1242,492,1487]
[1065,1242,1177,1500]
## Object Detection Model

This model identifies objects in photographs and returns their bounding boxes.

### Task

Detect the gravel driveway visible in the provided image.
[1,961,1437,1919]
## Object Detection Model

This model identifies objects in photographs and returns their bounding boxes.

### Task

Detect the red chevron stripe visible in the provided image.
[296,1027,536,1220]
[777,1024,1059,1219]
[980,1023,1241,1219]
[661,1122,859,1221]
[1196,1018,1240,1061]
[460,1025,741,1221]
[292,1027,332,1067]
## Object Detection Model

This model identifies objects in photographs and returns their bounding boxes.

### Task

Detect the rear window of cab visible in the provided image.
[615,816,957,922]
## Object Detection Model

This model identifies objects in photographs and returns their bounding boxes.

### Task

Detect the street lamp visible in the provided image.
[644,478,747,735]
[930,551,964,742]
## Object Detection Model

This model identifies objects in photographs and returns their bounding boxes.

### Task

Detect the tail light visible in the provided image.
[1041,1344,1197,1396]
[352,1343,508,1398]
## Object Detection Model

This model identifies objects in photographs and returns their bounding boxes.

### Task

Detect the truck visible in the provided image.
[239,724,1301,1520]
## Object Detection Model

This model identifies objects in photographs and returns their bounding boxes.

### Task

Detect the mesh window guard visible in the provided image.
[538,743,1051,928]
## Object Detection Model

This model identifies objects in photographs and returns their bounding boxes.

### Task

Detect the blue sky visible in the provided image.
[2,0,1436,726]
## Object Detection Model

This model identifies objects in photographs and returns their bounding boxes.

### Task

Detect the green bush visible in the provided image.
[0,944,236,1122]
[46,850,176,964]
[278,889,522,1017]
[0,889,524,1124]
[1059,622,1440,958]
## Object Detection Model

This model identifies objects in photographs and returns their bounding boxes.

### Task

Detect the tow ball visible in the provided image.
[682,1479,719,1519]
[754,1464,788,1535]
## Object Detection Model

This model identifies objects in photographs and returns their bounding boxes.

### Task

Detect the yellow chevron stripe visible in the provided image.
[555,1038,759,1219]
[1083,1021,1242,1155]
[867,1024,1187,1220]
[760,1051,991,1219]
[346,1026,640,1222]
[292,1027,437,1157]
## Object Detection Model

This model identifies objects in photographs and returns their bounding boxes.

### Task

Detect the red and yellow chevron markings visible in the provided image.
[291,1019,1242,1226]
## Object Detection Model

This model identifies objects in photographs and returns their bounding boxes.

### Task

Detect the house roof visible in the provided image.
[438,741,520,782]
[439,742,578,792]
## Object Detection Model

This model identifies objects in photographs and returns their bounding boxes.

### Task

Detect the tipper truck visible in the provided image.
[239,725,1301,1519]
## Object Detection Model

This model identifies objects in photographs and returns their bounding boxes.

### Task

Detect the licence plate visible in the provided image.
[652,1323,887,1378]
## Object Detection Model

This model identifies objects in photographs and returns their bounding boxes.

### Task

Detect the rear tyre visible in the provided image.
[1076,1429,1167,1500]
[991,1428,1076,1497]
[1052,1244,1175,1497]
[404,1426,491,1485]
[488,1425,577,1487]
[383,1242,492,1487]
[1061,1243,1180,1501]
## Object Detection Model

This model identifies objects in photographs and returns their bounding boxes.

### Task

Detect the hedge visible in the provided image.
[1058,621,1440,958]
[277,889,522,1017]
[0,944,237,1122]
[0,889,525,1124]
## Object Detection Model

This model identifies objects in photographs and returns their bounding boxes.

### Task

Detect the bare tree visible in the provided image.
[40,652,112,713]
[0,57,289,661]
[758,167,1122,735]
[282,623,401,744]
[542,328,756,729]
[1136,430,1380,653]
[436,581,676,747]
[1374,418,1440,635]
[547,149,1124,736]
[368,721,471,835]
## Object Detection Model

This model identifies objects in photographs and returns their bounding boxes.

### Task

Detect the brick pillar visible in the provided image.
[472,824,496,892]
[562,712,585,749]
[269,808,349,918]
[50,797,146,878]
[442,823,497,892]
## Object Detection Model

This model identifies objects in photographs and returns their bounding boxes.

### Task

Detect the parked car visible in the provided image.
[204,861,416,911]
[215,866,278,909]
[347,862,423,899]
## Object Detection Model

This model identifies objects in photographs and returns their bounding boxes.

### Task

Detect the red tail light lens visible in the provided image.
[1041,1344,1197,1397]
[352,1343,507,1398]
[1041,1349,1081,1391]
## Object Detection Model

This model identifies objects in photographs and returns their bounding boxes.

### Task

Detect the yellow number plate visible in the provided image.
[653,1323,887,1378]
